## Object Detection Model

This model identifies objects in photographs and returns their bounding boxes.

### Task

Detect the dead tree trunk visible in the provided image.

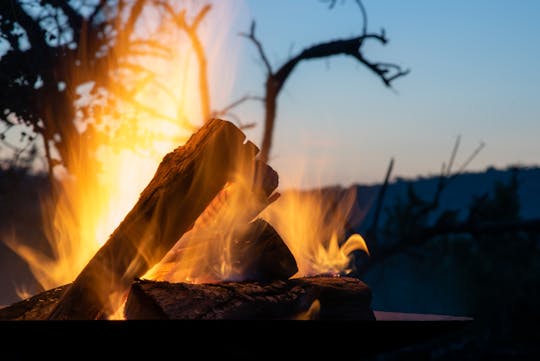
[48,118,278,320]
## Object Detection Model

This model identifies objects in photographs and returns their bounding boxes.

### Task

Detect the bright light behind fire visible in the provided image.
[6,1,368,316]
[7,1,237,297]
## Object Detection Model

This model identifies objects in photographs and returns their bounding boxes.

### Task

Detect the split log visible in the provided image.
[48,118,279,320]
[124,276,375,320]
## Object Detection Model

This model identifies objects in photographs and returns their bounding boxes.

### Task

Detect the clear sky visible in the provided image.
[205,0,540,188]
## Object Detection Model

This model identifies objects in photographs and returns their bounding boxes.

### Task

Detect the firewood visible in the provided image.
[0,276,372,321]
[149,218,298,283]
[0,284,70,320]
[232,218,297,281]
[48,119,279,320]
[124,276,375,320]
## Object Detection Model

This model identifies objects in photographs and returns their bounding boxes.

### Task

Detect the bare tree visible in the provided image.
[241,1,409,163]
[160,3,212,122]
[159,2,264,129]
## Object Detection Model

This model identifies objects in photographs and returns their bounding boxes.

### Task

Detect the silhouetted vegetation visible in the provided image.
[1,0,408,172]
[352,167,540,359]
[1,1,539,357]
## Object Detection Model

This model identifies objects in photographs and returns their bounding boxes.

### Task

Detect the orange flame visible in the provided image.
[6,2,237,298]
[261,186,369,277]
[6,2,368,319]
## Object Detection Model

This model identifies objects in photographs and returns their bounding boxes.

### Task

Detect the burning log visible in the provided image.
[48,118,280,320]
[124,276,375,320]
[150,218,298,283]
[0,285,70,320]
[0,276,373,321]
[0,216,296,320]
[232,219,298,281]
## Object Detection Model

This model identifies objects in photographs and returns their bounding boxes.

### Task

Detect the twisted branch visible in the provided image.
[161,3,212,122]
[239,21,273,76]
[242,13,409,162]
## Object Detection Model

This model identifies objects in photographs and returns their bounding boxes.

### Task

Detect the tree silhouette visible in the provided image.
[1,1,409,173]
[242,1,409,163]
[0,1,152,176]
[352,138,540,277]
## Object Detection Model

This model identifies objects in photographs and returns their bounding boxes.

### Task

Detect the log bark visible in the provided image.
[232,218,297,281]
[0,277,373,321]
[48,118,278,320]
[0,284,70,320]
[124,276,375,320]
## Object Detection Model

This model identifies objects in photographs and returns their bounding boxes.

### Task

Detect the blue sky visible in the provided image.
[3,1,537,188]
[207,0,540,187]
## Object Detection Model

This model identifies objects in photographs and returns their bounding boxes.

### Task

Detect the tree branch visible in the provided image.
[5,2,48,52]
[128,39,172,57]
[356,139,488,276]
[42,0,83,41]
[240,6,409,163]
[240,21,273,76]
[114,0,146,50]
[162,3,212,122]
[355,218,540,276]
[456,141,485,175]
[355,0,368,35]
[366,157,394,246]
[270,32,408,99]
[191,4,212,29]
[415,140,486,221]
[445,135,461,176]
[88,0,109,25]
[323,0,368,35]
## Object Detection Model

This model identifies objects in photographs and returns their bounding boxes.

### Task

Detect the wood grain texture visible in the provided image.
[124,276,374,320]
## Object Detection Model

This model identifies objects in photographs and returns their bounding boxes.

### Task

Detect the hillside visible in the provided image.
[352,165,540,233]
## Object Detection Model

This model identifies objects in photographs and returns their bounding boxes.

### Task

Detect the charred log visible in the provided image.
[124,276,374,320]
[0,284,70,320]
[150,218,298,282]
[0,277,373,321]
[234,218,297,281]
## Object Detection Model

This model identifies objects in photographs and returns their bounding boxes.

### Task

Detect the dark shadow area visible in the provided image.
[0,168,51,306]
[0,320,474,359]
[349,165,540,359]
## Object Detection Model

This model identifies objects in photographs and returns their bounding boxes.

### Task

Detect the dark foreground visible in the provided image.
[0,319,472,359]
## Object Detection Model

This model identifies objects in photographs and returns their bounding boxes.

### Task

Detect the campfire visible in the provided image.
[0,119,371,320]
